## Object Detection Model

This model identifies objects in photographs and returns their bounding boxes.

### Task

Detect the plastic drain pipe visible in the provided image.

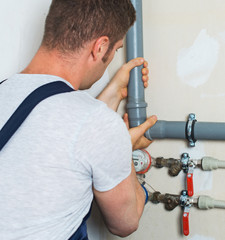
[126,0,147,128]
[126,0,225,147]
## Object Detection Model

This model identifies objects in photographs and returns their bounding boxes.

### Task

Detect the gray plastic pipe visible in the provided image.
[202,157,225,171]
[126,0,225,146]
[146,120,225,140]
[198,196,225,209]
[126,0,147,128]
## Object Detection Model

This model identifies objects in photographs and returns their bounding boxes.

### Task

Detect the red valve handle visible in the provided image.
[187,173,194,197]
[183,211,190,236]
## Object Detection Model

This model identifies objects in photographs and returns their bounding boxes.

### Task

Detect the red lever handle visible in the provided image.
[183,210,190,236]
[187,173,194,197]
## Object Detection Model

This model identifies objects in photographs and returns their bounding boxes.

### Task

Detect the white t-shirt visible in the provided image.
[0,74,132,240]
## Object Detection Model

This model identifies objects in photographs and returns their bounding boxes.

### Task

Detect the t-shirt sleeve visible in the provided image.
[74,103,132,192]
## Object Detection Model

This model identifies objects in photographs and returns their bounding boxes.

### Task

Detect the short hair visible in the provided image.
[42,0,136,60]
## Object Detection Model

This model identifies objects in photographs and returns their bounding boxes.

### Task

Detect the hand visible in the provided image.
[97,58,149,111]
[111,57,149,100]
[123,113,157,150]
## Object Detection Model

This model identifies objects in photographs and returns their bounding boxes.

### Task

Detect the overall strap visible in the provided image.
[0,81,74,151]
[0,79,7,84]
[68,207,92,240]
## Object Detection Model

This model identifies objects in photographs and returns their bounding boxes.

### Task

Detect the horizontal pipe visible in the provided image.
[195,122,225,140]
[198,196,225,209]
[202,157,225,170]
[145,120,186,140]
[145,120,225,142]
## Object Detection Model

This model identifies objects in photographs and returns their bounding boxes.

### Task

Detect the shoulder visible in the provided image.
[82,98,129,138]
[63,90,126,131]
[74,102,132,192]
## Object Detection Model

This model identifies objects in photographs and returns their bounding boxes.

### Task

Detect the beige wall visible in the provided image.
[107,0,225,239]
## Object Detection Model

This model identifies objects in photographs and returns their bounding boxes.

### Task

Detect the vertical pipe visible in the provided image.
[126,0,147,128]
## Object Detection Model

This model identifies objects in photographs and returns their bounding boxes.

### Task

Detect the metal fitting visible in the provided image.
[181,153,190,173]
[186,113,197,147]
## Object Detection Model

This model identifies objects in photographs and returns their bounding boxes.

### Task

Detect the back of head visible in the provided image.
[42,0,136,54]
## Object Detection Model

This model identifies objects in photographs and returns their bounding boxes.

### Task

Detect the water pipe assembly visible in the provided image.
[133,150,225,197]
[126,0,225,147]
[146,189,225,236]
[134,149,225,236]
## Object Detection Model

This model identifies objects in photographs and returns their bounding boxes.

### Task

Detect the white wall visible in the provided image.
[0,0,51,79]
[1,1,225,240]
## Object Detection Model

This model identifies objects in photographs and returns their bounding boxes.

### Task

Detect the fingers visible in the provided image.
[142,75,149,88]
[124,57,145,72]
[123,113,129,129]
[142,61,149,88]
[121,57,149,90]
[142,66,149,75]
[133,135,153,150]
[134,115,157,138]
[129,115,157,147]
[125,58,149,87]
[143,60,148,68]
[142,115,157,132]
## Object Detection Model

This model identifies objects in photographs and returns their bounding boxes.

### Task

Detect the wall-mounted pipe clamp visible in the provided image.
[186,113,197,147]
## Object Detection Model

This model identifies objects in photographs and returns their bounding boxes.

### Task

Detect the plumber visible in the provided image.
[0,0,157,239]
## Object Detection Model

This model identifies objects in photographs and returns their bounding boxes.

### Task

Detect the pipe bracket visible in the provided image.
[186,113,197,147]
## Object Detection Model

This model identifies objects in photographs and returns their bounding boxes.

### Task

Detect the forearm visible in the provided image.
[131,163,146,218]
[97,81,122,111]
[105,164,146,236]
[93,163,146,237]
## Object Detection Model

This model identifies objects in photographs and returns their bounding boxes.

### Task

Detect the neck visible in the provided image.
[21,46,86,90]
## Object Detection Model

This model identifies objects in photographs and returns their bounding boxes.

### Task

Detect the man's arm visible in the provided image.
[97,58,149,111]
[93,116,157,237]
[93,164,144,237]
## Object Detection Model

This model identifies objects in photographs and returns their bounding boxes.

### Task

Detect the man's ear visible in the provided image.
[91,36,109,61]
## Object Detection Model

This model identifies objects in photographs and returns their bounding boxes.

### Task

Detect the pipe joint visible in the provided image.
[126,100,147,109]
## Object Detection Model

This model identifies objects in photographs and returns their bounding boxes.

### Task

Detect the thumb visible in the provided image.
[123,113,129,129]
[130,115,157,142]
[125,57,145,72]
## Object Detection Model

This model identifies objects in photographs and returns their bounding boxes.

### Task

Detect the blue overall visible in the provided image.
[0,81,91,239]
[68,208,91,240]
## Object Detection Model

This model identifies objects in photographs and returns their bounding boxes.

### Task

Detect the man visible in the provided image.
[0,0,157,239]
